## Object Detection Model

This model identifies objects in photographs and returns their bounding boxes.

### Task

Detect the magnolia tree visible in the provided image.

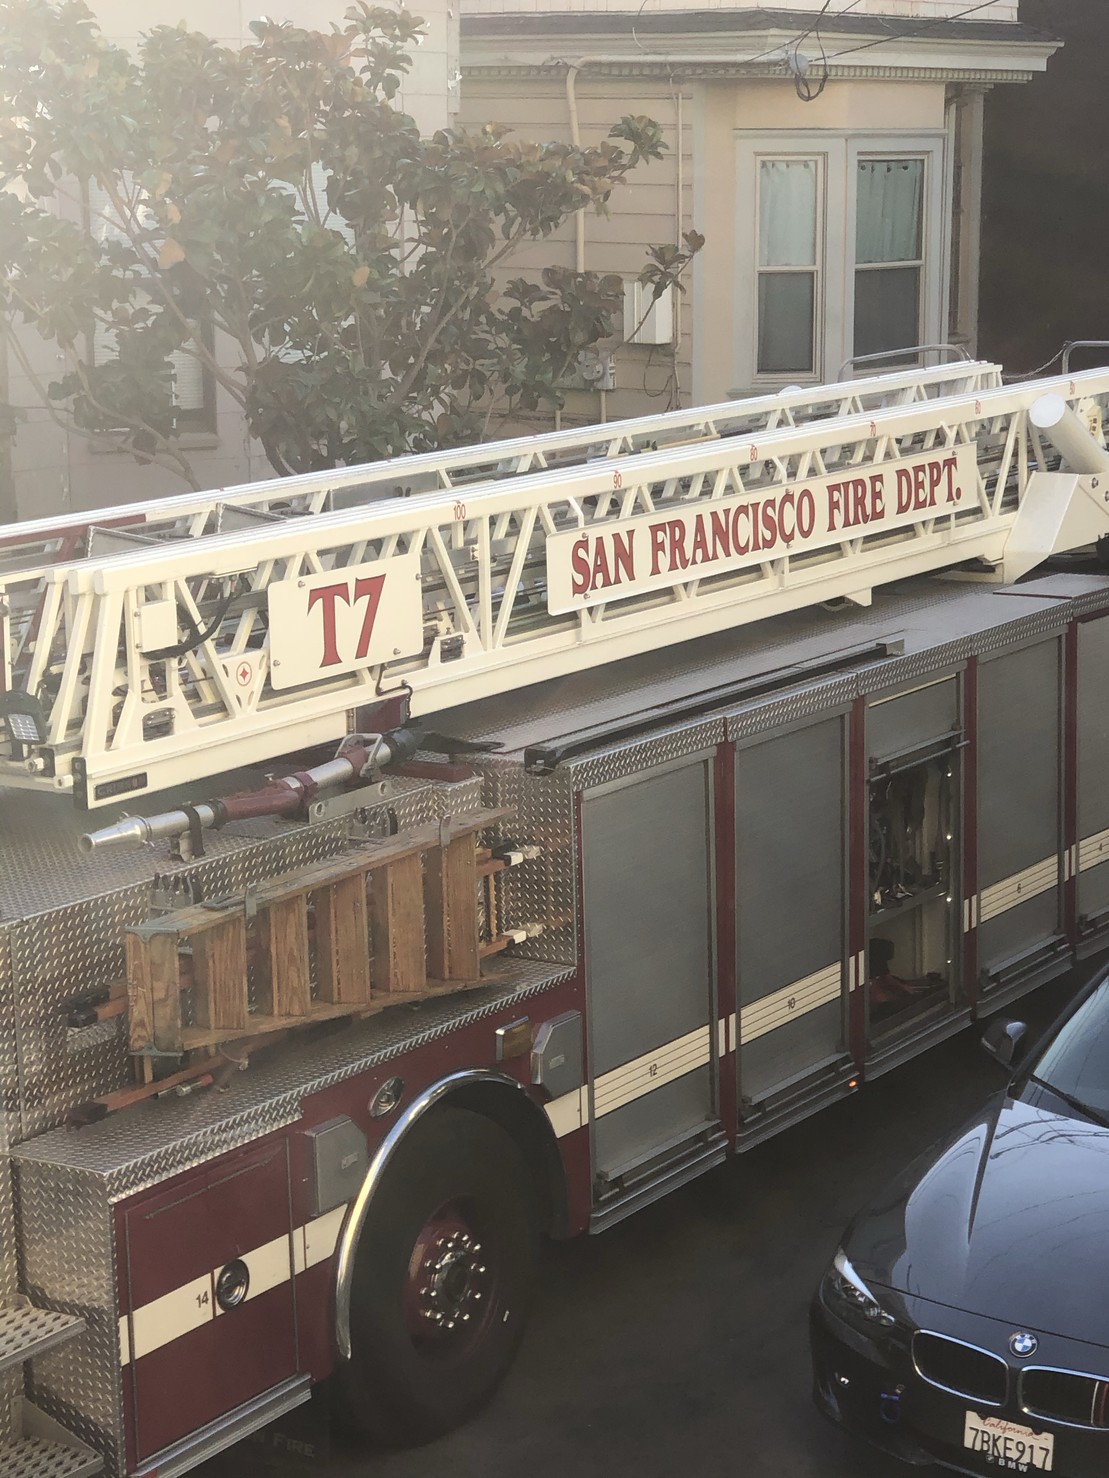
[0,0,702,486]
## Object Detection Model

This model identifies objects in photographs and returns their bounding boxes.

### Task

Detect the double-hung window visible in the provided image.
[757,157,821,376]
[853,156,925,361]
[736,132,948,387]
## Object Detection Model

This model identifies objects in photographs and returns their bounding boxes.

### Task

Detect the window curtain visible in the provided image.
[759,159,817,267]
[856,159,923,265]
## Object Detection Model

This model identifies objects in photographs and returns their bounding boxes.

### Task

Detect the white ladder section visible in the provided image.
[0,360,1000,593]
[4,366,1109,809]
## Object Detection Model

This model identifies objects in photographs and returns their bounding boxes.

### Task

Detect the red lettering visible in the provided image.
[797,488,816,539]
[710,509,731,561]
[778,490,796,544]
[307,581,351,668]
[912,463,929,511]
[590,540,613,591]
[869,472,885,521]
[353,574,386,659]
[942,454,961,503]
[612,529,636,585]
[570,536,591,597]
[761,499,778,548]
[308,575,387,665]
[690,517,711,566]
[850,477,871,526]
[715,505,733,555]
[668,519,689,571]
[732,504,751,556]
[927,459,944,506]
[896,467,913,514]
[826,481,844,533]
[650,522,669,576]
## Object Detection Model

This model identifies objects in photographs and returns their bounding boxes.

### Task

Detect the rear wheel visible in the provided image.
[340,1106,539,1445]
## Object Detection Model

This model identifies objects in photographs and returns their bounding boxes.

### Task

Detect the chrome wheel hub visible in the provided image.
[417,1230,488,1332]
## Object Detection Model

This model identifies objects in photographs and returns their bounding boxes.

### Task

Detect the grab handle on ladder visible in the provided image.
[1061,341,1109,375]
[838,343,972,378]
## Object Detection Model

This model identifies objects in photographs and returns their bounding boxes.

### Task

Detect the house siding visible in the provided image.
[461,76,696,425]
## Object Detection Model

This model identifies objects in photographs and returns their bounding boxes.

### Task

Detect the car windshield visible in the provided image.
[1028,978,1109,1119]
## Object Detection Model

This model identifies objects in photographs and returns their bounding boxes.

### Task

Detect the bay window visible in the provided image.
[736,131,948,388]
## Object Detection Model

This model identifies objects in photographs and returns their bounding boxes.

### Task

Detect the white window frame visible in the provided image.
[735,130,949,389]
[754,153,826,380]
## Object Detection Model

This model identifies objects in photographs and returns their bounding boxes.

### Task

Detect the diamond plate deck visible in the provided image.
[1,1436,101,1478]
[0,1308,84,1374]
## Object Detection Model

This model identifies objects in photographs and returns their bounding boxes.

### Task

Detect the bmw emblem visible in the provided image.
[1010,1332,1038,1358]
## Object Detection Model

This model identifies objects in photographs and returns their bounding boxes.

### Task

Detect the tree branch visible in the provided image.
[5,321,201,488]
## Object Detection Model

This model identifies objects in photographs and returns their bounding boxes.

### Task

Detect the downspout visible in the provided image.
[565,61,606,419]
[565,62,589,275]
[674,84,684,406]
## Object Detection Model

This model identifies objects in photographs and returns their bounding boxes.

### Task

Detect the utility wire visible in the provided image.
[825,0,1004,61]
[739,0,849,70]
[738,0,1001,73]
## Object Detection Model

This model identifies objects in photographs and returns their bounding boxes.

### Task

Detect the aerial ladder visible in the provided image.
[4,362,1109,815]
[0,358,999,588]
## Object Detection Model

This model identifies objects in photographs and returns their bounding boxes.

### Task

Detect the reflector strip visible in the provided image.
[129,1273,215,1363]
[978,855,1058,923]
[122,1205,349,1367]
[544,1086,589,1138]
[1079,826,1109,873]
[592,1025,713,1119]
[740,963,841,1045]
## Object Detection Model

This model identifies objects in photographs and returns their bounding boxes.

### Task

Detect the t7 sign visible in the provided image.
[267,551,424,689]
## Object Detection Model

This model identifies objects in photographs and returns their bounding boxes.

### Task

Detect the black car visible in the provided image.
[811,968,1109,1477]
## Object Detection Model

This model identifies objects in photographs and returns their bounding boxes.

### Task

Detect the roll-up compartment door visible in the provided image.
[582,756,716,1182]
[1078,618,1109,927]
[736,716,846,1103]
[977,640,1062,975]
[867,678,958,761]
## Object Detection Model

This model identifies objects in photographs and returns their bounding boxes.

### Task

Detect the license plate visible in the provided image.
[964,1412,1054,1472]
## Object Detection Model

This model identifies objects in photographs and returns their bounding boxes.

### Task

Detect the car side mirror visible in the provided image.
[981,1017,1028,1070]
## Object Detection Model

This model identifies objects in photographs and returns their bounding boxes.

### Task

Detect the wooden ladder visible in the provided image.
[125,808,510,1063]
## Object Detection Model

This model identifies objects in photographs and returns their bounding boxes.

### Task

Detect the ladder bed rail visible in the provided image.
[4,365,1107,808]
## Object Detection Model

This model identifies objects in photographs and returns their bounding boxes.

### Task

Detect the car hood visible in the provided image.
[847,1092,1109,1346]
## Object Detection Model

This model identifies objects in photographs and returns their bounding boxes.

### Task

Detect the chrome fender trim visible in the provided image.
[334,1068,544,1361]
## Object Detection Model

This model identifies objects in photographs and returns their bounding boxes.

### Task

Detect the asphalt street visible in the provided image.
[202,962,1098,1478]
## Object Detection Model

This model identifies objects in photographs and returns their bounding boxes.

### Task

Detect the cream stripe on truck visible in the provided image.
[978,855,1058,924]
[740,963,841,1045]
[592,1025,713,1119]
[122,1204,348,1366]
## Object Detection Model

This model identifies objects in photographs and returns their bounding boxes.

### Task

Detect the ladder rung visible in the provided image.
[0,1308,85,1374]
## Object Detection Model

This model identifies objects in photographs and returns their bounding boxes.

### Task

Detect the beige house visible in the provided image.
[459,1,1059,419]
[4,1,1058,516]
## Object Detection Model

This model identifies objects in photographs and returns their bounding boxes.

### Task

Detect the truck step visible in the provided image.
[1,1435,102,1478]
[0,1308,85,1374]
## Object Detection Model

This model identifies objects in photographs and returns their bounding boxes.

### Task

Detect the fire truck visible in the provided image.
[3,358,1109,1476]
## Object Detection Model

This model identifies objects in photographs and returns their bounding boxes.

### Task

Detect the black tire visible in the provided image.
[339,1106,539,1446]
